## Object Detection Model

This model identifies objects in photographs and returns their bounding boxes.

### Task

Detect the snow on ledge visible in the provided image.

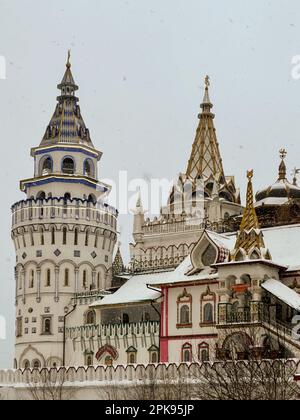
[262,279,300,311]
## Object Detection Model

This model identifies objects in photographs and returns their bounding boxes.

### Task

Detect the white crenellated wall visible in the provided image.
[0,362,299,400]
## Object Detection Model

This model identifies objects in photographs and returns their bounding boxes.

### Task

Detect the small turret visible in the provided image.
[132,190,145,243]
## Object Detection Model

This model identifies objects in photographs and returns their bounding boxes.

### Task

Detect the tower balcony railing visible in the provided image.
[142,218,236,236]
[218,304,265,326]
[72,289,111,305]
[65,320,160,339]
[11,197,118,228]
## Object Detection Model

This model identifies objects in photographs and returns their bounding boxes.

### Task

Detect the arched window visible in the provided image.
[201,349,209,362]
[86,355,93,366]
[40,227,45,246]
[198,343,210,362]
[40,156,53,175]
[84,159,94,178]
[123,313,130,324]
[29,270,34,288]
[22,232,26,248]
[29,229,34,246]
[129,353,136,364]
[43,318,52,335]
[88,194,96,204]
[203,303,214,324]
[85,229,89,246]
[64,269,69,287]
[85,310,96,325]
[177,289,192,328]
[23,360,30,369]
[33,360,41,369]
[94,231,99,248]
[127,347,137,364]
[182,343,192,363]
[46,269,51,287]
[51,227,55,245]
[62,157,75,174]
[105,355,113,366]
[74,228,79,246]
[83,270,87,289]
[37,191,46,200]
[180,305,190,325]
[151,352,158,364]
[62,227,67,245]
[250,250,260,260]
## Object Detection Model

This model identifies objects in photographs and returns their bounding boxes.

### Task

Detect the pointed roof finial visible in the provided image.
[292,167,300,186]
[278,148,287,180]
[66,49,71,69]
[202,75,212,107]
[232,170,271,261]
[205,75,210,88]
[136,187,144,210]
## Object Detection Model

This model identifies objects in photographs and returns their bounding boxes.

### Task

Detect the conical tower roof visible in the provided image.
[40,51,94,147]
[113,244,125,275]
[186,76,225,184]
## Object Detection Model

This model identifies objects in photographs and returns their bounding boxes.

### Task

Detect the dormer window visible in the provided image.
[62,157,75,175]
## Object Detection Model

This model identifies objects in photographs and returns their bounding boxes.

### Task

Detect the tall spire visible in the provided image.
[40,51,94,147]
[186,76,226,185]
[232,170,271,261]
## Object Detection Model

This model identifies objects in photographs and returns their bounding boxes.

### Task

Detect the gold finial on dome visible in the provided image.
[278,148,287,180]
[66,50,71,69]
[279,148,287,160]
[247,169,253,180]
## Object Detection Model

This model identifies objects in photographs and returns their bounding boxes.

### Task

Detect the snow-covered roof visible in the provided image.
[149,255,218,286]
[91,271,168,308]
[224,224,300,270]
[93,224,300,308]
[261,279,300,311]
[255,197,289,207]
[205,230,236,250]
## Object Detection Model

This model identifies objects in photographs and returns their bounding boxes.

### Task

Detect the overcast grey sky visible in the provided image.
[1,0,300,368]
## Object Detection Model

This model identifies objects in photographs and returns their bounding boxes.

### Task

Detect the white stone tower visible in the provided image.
[11,53,118,369]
